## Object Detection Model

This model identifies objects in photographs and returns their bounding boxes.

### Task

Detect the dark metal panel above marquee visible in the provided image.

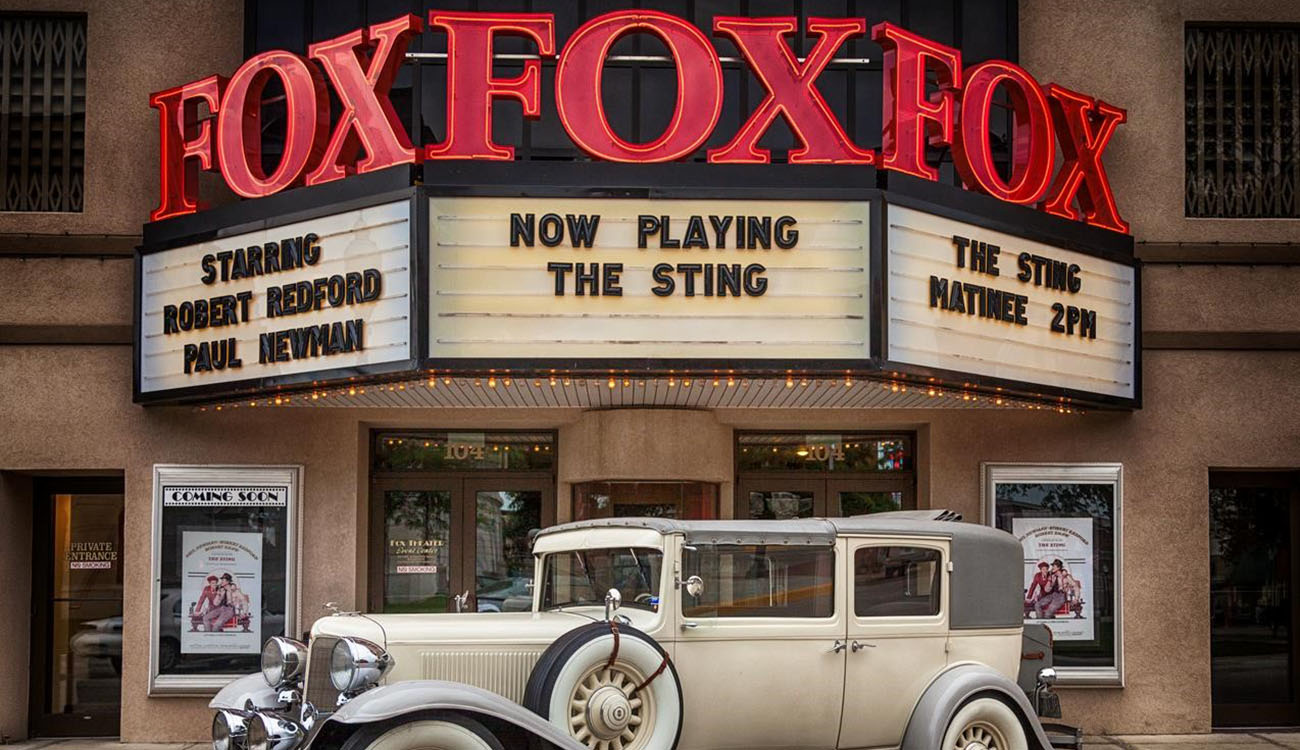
[243,0,1018,179]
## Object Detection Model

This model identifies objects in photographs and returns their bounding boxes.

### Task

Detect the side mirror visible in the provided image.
[683,575,704,598]
[604,588,622,621]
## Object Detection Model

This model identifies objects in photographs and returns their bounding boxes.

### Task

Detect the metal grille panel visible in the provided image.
[1185,25,1300,218]
[1,13,86,212]
[420,650,543,704]
[304,635,341,713]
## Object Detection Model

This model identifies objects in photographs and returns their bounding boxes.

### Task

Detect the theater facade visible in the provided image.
[1,0,1297,743]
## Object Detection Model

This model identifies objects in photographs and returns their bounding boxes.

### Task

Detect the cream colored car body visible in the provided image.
[309,522,1023,750]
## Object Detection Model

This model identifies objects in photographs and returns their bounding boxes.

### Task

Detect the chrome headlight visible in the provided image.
[261,636,307,688]
[212,710,247,750]
[246,712,303,750]
[329,637,391,693]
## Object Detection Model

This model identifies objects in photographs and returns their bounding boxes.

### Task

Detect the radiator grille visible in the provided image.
[421,650,543,704]
[304,636,341,713]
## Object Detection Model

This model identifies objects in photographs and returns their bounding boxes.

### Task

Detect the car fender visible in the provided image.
[903,663,1054,750]
[209,673,281,712]
[317,680,586,750]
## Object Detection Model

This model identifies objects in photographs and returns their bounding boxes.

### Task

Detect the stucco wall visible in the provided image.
[3,342,1298,738]
[0,0,242,237]
[1019,0,1300,244]
[0,0,1298,741]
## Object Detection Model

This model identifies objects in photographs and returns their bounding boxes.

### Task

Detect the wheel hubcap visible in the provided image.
[568,665,654,750]
[955,721,1005,750]
[586,686,632,739]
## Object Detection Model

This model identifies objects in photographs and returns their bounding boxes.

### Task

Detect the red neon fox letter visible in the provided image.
[425,12,556,161]
[306,14,424,185]
[556,10,723,162]
[1041,83,1129,233]
[150,75,226,221]
[872,22,960,181]
[709,17,874,164]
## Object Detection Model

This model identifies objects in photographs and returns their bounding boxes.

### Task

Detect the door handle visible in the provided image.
[850,640,875,652]
[831,640,848,654]
[680,621,699,630]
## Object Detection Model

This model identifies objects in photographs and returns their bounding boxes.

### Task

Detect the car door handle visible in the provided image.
[850,640,875,652]
[831,640,848,653]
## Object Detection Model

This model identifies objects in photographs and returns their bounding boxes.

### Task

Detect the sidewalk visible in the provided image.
[8,735,1300,748]
[1093,736,1300,749]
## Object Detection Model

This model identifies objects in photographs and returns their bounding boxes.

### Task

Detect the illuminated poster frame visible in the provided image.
[148,464,302,696]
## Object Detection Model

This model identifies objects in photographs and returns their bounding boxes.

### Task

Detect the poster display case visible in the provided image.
[148,465,301,695]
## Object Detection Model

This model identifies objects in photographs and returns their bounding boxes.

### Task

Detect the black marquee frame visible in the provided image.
[137,163,1139,409]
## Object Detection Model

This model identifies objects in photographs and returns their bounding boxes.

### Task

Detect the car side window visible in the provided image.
[683,544,834,618]
[854,546,942,618]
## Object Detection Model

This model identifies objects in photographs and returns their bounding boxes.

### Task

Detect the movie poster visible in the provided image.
[1012,518,1094,641]
[180,531,262,654]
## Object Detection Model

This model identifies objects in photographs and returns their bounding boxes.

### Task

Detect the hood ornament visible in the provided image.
[324,601,360,617]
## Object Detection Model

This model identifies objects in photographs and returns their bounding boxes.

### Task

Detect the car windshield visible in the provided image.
[540,547,663,612]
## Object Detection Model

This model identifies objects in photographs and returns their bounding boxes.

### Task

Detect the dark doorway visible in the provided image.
[29,477,125,737]
[1211,470,1300,727]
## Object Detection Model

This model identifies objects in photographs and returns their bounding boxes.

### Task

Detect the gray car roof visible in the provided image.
[535,510,986,547]
[535,511,1024,630]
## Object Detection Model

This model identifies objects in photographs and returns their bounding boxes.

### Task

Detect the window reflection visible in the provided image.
[475,491,541,613]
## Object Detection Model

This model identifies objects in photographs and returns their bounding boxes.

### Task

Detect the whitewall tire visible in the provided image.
[524,623,682,750]
[340,712,504,750]
[941,697,1029,750]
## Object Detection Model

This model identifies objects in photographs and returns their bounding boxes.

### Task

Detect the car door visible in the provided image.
[672,538,846,749]
[838,537,950,749]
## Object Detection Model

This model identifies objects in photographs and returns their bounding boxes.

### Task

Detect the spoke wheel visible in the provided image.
[953,720,1008,750]
[941,698,1027,750]
[567,663,656,750]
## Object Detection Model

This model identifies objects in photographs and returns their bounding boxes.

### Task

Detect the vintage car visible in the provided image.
[210,511,1075,750]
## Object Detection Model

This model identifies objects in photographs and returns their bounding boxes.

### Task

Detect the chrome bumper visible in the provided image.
[211,706,309,750]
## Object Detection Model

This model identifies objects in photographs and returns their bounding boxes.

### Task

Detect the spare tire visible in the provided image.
[524,622,682,750]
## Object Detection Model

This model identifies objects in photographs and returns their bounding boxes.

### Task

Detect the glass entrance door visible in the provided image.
[1211,471,1300,727]
[30,479,124,737]
[468,478,552,613]
[373,478,554,613]
[735,433,916,519]
[374,479,458,613]
[828,479,913,516]
[736,478,824,519]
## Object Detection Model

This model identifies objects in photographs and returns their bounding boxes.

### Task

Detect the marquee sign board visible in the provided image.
[136,174,1137,408]
[136,198,414,399]
[885,203,1137,401]
[427,197,872,360]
